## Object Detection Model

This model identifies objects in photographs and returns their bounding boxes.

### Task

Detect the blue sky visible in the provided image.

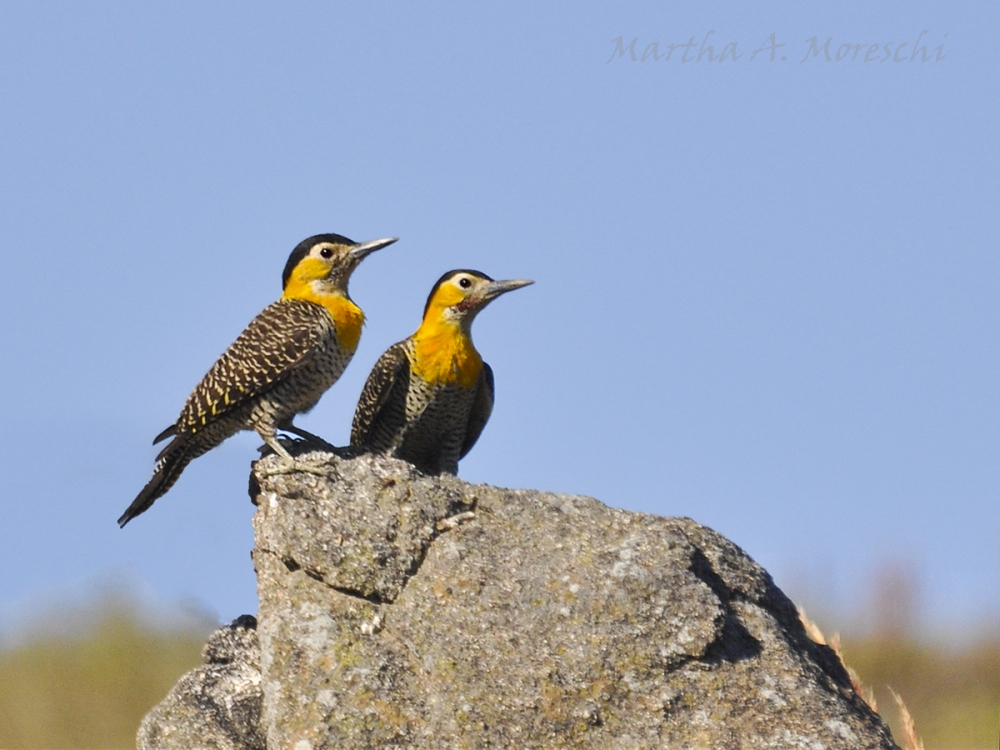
[1,2,995,636]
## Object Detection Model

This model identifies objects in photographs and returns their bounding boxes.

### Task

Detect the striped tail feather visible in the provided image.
[118,438,192,527]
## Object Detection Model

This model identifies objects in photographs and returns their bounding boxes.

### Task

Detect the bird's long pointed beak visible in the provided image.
[350,236,398,261]
[483,278,534,300]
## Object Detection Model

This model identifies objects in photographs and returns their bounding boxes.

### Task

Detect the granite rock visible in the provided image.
[137,614,264,750]
[244,451,898,749]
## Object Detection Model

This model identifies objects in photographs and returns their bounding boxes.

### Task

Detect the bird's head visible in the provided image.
[422,270,534,331]
[282,233,397,300]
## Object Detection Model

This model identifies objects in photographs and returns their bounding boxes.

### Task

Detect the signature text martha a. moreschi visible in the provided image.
[607,31,947,65]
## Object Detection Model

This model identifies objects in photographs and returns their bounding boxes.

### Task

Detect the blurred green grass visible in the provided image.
[0,596,213,750]
[842,634,1000,750]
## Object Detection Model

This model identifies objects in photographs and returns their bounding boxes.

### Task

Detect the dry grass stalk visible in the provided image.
[888,687,926,750]
[797,608,877,711]
[798,606,827,645]
[797,608,930,749]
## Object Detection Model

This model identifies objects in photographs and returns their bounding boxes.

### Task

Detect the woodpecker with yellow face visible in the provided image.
[351,270,532,475]
[118,233,397,527]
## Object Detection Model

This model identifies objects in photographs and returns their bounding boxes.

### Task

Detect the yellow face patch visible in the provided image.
[283,257,331,292]
[426,281,466,311]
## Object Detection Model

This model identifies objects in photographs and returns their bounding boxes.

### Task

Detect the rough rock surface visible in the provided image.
[140,449,899,749]
[137,614,264,750]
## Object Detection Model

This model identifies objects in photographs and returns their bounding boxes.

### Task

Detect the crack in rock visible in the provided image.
[252,456,475,602]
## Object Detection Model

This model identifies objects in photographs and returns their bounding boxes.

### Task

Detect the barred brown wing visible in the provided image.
[177,300,330,434]
[351,341,411,448]
[460,363,494,459]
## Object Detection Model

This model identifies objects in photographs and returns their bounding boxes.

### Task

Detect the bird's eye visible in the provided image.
[458,277,472,289]
[320,247,334,259]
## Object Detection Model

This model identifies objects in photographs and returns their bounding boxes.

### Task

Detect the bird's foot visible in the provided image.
[257,434,330,477]
[279,424,333,447]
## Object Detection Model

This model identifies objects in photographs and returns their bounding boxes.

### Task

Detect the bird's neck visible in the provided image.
[282,282,364,353]
[411,315,482,388]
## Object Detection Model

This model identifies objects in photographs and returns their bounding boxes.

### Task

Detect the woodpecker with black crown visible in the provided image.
[118,233,397,527]
[351,269,532,475]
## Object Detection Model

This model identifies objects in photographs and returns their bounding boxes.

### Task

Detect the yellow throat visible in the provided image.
[282,258,364,352]
[411,292,483,388]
